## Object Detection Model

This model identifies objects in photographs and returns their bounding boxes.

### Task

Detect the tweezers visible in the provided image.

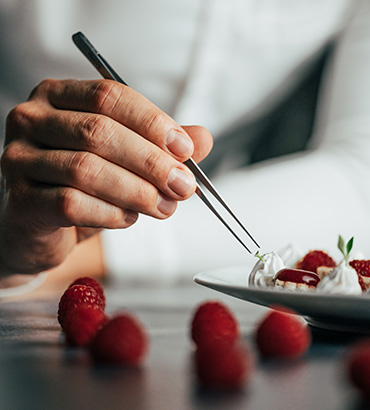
[72,31,260,253]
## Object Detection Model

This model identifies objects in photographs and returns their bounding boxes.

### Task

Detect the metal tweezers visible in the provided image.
[72,31,260,253]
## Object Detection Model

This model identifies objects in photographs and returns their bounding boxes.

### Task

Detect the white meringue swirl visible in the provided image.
[248,251,285,287]
[316,261,362,295]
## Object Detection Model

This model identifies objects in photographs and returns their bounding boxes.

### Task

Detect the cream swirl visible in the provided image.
[316,261,362,295]
[248,252,285,287]
[278,244,304,268]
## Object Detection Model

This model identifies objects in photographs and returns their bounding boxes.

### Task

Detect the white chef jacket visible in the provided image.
[1,0,370,285]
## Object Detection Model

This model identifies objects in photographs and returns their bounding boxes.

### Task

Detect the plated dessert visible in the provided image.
[249,236,370,295]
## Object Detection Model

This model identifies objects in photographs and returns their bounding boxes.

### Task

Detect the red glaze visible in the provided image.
[275,268,321,287]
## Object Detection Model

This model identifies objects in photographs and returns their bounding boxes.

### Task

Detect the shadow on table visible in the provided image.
[191,385,251,410]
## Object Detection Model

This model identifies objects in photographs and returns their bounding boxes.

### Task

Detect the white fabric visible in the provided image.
[1,0,370,284]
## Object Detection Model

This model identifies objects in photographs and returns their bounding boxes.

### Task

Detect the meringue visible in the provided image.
[316,261,362,295]
[248,252,285,287]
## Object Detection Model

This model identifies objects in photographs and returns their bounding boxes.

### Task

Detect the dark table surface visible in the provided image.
[0,281,368,410]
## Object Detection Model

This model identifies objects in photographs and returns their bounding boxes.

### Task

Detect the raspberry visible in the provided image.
[195,341,252,389]
[191,301,239,348]
[63,305,107,347]
[350,260,370,277]
[90,313,148,365]
[255,307,311,358]
[58,284,105,330]
[347,340,370,399]
[68,276,106,308]
[296,250,336,274]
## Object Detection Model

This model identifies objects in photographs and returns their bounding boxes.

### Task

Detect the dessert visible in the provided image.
[249,235,368,295]
[248,251,285,287]
[350,259,370,291]
[316,261,362,295]
[274,268,320,291]
[295,250,336,274]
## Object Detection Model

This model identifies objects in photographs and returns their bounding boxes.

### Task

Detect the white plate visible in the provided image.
[194,264,370,333]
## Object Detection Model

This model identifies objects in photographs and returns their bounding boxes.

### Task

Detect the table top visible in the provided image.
[0,281,367,410]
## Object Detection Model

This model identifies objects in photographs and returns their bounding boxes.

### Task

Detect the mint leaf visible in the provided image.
[337,235,354,264]
[346,237,354,255]
[254,251,265,263]
[338,235,345,255]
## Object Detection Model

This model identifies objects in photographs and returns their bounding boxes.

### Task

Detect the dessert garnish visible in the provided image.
[349,259,370,291]
[316,236,362,295]
[274,268,320,290]
[295,250,336,274]
[248,251,285,287]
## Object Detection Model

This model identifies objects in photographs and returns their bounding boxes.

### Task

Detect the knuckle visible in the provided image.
[29,78,57,99]
[59,188,82,225]
[89,80,123,114]
[68,151,96,185]
[134,182,152,208]
[0,142,24,177]
[79,114,114,151]
[6,103,34,134]
[143,149,163,176]
[109,209,127,228]
[142,110,166,137]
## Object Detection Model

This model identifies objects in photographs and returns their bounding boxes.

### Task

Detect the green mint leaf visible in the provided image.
[338,235,345,256]
[346,237,354,255]
[254,251,265,263]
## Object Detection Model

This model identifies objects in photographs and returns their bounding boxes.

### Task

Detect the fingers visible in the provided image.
[12,106,196,201]
[17,184,139,230]
[1,142,178,219]
[182,125,213,164]
[30,79,195,161]
[3,79,214,231]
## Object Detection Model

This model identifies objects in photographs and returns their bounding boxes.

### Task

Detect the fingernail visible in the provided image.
[157,193,177,215]
[167,167,196,197]
[166,129,194,158]
[125,210,138,225]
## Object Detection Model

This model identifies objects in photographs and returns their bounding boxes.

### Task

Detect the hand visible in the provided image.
[0,79,213,275]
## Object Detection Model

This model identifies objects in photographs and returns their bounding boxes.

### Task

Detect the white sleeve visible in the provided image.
[102,0,370,282]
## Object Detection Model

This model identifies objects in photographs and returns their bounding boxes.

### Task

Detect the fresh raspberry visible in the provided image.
[191,301,239,348]
[90,313,148,365]
[356,272,367,292]
[296,250,336,274]
[195,341,252,389]
[58,284,105,330]
[350,260,370,277]
[347,340,370,399]
[63,305,107,347]
[68,276,106,308]
[255,307,311,358]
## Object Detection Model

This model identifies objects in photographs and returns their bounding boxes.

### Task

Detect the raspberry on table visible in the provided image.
[90,313,148,365]
[68,276,106,308]
[191,301,239,348]
[347,339,370,399]
[255,307,311,358]
[195,340,253,389]
[63,305,107,347]
[58,284,105,330]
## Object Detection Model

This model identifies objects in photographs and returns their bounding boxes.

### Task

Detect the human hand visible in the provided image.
[0,79,213,275]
